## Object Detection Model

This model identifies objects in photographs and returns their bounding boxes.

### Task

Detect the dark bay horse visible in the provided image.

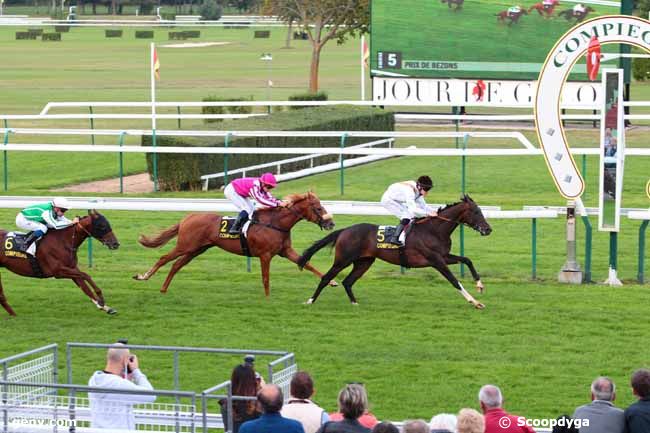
[134,192,336,296]
[441,0,464,11]
[297,195,492,309]
[558,6,594,22]
[496,8,528,25]
[0,210,120,316]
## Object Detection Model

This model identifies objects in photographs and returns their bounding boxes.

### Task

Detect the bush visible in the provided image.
[54,26,70,33]
[184,30,200,38]
[254,30,270,38]
[201,96,254,124]
[135,30,154,39]
[633,57,650,81]
[105,29,123,38]
[169,31,187,40]
[42,33,62,41]
[28,29,44,36]
[16,32,37,40]
[142,105,394,191]
[288,91,328,110]
[199,0,222,20]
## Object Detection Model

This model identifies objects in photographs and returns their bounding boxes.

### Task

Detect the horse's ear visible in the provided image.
[88,209,97,217]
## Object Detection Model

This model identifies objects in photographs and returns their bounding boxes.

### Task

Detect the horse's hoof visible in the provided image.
[474,302,485,310]
[476,280,485,294]
[303,298,314,305]
[106,307,117,315]
[328,280,338,287]
[351,302,359,306]
[133,274,141,280]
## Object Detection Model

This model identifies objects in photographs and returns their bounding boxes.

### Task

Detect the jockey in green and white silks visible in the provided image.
[15,197,77,252]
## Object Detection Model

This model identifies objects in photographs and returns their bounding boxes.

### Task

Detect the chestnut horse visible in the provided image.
[298,196,492,309]
[0,210,120,316]
[528,0,559,17]
[496,8,528,25]
[134,192,336,296]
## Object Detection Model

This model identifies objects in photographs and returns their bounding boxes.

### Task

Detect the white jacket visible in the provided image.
[381,181,434,218]
[88,369,156,430]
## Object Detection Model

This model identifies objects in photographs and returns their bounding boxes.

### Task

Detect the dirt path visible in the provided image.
[55,173,153,194]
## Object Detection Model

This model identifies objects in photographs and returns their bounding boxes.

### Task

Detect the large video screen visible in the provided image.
[371,0,622,80]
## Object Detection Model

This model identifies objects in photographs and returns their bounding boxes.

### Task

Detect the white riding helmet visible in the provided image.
[52,197,71,210]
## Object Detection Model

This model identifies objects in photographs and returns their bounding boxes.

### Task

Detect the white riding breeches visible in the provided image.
[15,213,48,234]
[224,183,255,215]
[381,197,413,220]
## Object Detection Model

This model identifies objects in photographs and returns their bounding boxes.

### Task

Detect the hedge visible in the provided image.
[54,26,70,32]
[142,106,394,191]
[254,30,270,38]
[169,31,187,40]
[135,30,154,39]
[28,28,44,36]
[201,96,254,124]
[105,29,123,38]
[288,91,328,109]
[16,32,37,40]
[42,33,62,41]
[184,30,200,38]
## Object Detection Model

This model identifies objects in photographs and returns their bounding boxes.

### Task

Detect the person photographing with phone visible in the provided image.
[88,343,156,430]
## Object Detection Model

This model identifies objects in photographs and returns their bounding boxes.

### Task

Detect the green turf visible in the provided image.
[371,0,621,80]
[1,21,650,425]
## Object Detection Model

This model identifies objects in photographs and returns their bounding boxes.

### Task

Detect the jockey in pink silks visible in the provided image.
[223,172,285,234]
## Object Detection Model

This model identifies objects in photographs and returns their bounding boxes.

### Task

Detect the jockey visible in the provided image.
[223,172,285,235]
[542,0,554,9]
[573,3,586,14]
[508,5,522,15]
[380,176,438,246]
[15,197,78,252]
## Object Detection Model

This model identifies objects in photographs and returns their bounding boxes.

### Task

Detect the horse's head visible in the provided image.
[84,210,120,249]
[458,195,492,236]
[284,192,335,230]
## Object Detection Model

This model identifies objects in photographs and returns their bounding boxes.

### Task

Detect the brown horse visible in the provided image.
[558,6,594,22]
[496,8,528,25]
[298,196,492,309]
[528,0,559,17]
[0,210,120,316]
[134,192,336,296]
[441,0,464,11]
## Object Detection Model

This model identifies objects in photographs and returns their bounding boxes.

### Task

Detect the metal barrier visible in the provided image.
[0,345,58,405]
[628,211,650,283]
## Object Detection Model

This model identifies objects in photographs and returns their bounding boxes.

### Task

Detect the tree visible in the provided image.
[266,0,369,93]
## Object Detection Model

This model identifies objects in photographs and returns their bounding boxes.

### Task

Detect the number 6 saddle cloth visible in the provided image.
[3,232,37,258]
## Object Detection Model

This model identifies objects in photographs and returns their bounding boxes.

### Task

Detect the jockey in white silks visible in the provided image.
[380,175,437,246]
[573,3,586,14]
[508,5,522,16]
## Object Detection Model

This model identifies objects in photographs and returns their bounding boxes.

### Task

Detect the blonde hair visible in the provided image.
[338,384,368,419]
[457,408,484,433]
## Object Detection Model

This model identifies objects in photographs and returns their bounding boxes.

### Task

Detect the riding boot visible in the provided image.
[229,211,249,235]
[20,231,42,253]
[389,220,408,246]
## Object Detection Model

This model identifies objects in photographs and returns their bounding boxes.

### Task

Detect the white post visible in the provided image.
[150,43,158,191]
[360,35,365,100]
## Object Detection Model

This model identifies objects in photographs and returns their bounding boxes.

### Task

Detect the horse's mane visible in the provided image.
[283,192,315,205]
[437,194,474,213]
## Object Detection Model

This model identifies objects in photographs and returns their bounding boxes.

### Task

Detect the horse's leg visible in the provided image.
[427,255,485,309]
[53,267,116,314]
[71,278,115,314]
[340,258,375,305]
[281,247,338,287]
[259,254,273,297]
[445,254,484,293]
[159,246,209,294]
[0,274,16,316]
[305,259,353,305]
[133,247,185,281]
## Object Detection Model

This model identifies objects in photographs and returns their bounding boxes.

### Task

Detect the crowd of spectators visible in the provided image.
[86,347,650,433]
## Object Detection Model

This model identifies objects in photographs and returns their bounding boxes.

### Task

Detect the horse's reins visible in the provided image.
[254,198,328,233]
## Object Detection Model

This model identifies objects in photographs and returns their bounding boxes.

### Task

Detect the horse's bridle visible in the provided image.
[285,200,330,229]
[425,202,484,232]
[75,218,112,246]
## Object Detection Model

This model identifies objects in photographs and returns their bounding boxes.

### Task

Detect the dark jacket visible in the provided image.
[624,398,650,433]
[239,412,305,433]
[315,419,371,433]
[220,399,261,433]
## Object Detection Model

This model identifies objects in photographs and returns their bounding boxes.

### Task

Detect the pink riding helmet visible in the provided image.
[260,172,277,188]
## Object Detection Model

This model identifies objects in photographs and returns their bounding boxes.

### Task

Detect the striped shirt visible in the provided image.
[231,177,281,208]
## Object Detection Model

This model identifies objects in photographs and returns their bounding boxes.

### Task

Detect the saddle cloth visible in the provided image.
[376,225,406,250]
[218,218,252,239]
[4,232,37,257]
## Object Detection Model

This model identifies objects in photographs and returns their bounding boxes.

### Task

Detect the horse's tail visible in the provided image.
[297,229,345,269]
[138,223,180,248]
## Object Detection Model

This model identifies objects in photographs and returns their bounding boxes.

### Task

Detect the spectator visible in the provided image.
[220,364,262,433]
[402,419,429,433]
[572,376,624,433]
[457,408,484,433]
[551,415,577,433]
[371,422,399,433]
[624,368,650,433]
[479,384,535,433]
[317,384,372,433]
[430,413,457,433]
[604,128,617,157]
[88,343,156,430]
[281,371,329,433]
[239,384,305,433]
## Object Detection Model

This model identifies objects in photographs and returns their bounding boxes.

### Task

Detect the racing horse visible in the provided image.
[298,195,492,309]
[0,210,120,316]
[558,6,595,22]
[496,7,528,25]
[441,0,464,11]
[528,0,560,17]
[134,192,336,297]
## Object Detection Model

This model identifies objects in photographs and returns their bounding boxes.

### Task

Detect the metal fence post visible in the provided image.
[581,215,593,283]
[339,133,347,196]
[88,106,95,145]
[66,344,73,385]
[2,361,8,433]
[224,133,231,185]
[201,393,208,433]
[118,131,125,194]
[152,128,159,192]
[639,220,649,283]
[2,125,9,192]
[177,106,182,129]
[459,134,468,277]
[532,218,537,280]
[581,154,587,201]
[87,238,93,268]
